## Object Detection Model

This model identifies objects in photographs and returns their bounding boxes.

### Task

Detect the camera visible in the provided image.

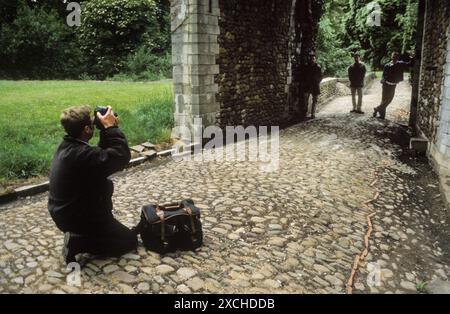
[93,106,118,129]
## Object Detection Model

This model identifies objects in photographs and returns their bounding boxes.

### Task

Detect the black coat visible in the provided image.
[381,59,413,84]
[48,127,131,232]
[348,62,367,88]
[300,63,323,95]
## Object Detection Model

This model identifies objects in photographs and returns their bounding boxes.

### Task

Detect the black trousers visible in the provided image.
[64,217,138,258]
[375,83,397,118]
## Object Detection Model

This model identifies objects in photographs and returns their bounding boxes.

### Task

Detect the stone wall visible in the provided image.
[215,0,293,128]
[337,73,377,90]
[417,0,450,143]
[313,73,376,113]
[171,0,323,135]
[316,78,339,110]
[215,0,322,128]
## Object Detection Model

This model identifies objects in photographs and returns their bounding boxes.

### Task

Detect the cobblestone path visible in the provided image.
[1,80,449,294]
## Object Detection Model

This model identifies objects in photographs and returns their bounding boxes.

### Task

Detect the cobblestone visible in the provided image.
[0,80,449,294]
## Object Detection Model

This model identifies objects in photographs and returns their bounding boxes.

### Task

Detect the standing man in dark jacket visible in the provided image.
[302,54,323,119]
[48,105,137,264]
[348,53,367,114]
[373,51,413,119]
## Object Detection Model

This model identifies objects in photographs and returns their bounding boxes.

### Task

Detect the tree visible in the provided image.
[343,0,418,69]
[78,0,164,79]
[316,0,355,77]
[0,1,82,79]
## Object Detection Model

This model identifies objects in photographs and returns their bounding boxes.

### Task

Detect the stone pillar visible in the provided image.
[171,0,220,140]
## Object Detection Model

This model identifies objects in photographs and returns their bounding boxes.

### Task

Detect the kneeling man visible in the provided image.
[48,106,137,264]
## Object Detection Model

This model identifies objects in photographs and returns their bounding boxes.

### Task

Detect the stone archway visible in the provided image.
[170,0,322,139]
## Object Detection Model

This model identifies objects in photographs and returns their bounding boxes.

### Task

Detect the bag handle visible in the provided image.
[157,201,194,214]
[157,202,181,211]
[154,202,198,242]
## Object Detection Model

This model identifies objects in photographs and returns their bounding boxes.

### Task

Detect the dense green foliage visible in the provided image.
[0,2,82,78]
[0,0,418,79]
[79,0,169,79]
[316,1,354,77]
[110,47,172,81]
[0,80,173,181]
[317,0,418,76]
[0,0,171,80]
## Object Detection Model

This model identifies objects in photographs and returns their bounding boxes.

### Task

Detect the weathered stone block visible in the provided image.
[184,83,218,94]
[439,120,450,134]
[445,75,450,88]
[190,107,217,119]
[199,112,217,126]
[189,64,219,75]
[187,54,216,65]
[184,43,219,54]
[190,14,219,26]
[183,33,218,44]
[175,74,216,86]
[173,74,187,84]
[186,22,220,35]
[410,137,429,153]
[440,107,450,123]
[174,94,186,114]
[171,49,187,65]
[444,86,450,100]
[171,0,189,32]
[190,93,216,106]
[173,65,186,77]
[442,97,450,116]
[438,133,450,146]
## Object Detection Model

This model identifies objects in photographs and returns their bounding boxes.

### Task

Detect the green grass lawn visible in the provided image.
[0,80,173,185]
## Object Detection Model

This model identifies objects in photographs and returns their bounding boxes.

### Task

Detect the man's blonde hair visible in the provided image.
[60,106,92,137]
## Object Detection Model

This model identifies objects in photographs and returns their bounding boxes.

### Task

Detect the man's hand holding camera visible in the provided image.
[95,106,119,129]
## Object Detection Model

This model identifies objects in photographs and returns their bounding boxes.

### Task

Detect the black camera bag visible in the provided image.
[139,199,203,254]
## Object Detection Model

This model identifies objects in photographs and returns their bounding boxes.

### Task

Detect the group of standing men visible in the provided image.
[298,51,413,119]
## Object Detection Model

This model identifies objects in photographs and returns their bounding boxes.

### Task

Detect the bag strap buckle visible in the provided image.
[183,205,192,215]
[156,206,165,220]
